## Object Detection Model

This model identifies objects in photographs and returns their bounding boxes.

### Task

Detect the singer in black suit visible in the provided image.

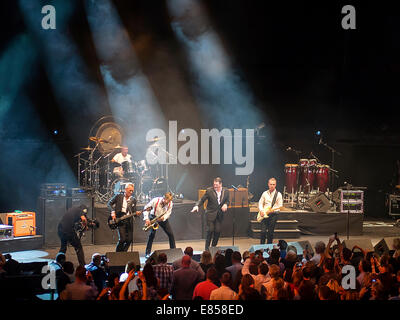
[107,183,139,252]
[191,177,230,251]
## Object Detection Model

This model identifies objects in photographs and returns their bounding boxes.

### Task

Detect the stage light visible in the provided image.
[316,130,321,136]
[53,130,58,135]
[85,0,165,157]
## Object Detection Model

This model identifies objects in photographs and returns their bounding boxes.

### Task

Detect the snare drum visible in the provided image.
[316,164,330,192]
[284,164,298,194]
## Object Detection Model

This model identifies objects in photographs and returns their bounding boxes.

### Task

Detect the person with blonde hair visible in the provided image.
[144,192,176,258]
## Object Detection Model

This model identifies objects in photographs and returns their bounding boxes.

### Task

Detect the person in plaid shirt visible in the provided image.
[152,253,174,292]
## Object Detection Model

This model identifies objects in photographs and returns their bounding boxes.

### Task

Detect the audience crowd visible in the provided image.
[1,235,400,301]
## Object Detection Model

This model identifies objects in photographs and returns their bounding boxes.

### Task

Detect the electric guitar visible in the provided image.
[256,206,284,222]
[107,207,152,230]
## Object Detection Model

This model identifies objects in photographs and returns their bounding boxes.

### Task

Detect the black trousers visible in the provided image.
[205,216,222,251]
[57,224,86,266]
[145,220,176,255]
[260,214,278,244]
[116,221,133,252]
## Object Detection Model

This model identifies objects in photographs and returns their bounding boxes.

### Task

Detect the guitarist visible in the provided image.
[258,178,283,244]
[143,192,176,258]
[191,177,230,251]
[107,183,140,252]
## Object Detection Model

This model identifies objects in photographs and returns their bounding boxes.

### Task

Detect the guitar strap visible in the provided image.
[270,190,278,210]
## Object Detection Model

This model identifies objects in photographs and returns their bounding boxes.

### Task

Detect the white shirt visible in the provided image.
[122,196,129,213]
[258,189,283,212]
[112,153,132,173]
[143,197,173,222]
[216,190,222,204]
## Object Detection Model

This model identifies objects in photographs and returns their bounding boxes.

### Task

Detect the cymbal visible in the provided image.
[89,136,109,143]
[81,147,93,151]
[148,136,165,143]
[113,145,123,149]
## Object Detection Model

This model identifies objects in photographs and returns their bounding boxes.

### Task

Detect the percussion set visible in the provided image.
[283,157,337,209]
[75,134,168,204]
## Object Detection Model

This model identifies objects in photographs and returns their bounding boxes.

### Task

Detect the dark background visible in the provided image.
[0,0,399,218]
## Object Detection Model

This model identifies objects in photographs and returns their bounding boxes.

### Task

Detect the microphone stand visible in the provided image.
[231,185,238,246]
[319,137,342,192]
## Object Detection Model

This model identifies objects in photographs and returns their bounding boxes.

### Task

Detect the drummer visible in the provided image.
[111,146,132,178]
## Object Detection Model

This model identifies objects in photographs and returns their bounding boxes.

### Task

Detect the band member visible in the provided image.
[191,177,229,251]
[57,205,88,266]
[111,146,132,178]
[107,183,140,252]
[258,178,283,244]
[143,192,176,258]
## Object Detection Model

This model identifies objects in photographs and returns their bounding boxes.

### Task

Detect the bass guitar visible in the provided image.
[107,207,152,230]
[256,206,284,222]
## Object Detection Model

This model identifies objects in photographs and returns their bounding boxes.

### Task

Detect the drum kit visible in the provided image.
[74,124,169,203]
[283,157,338,209]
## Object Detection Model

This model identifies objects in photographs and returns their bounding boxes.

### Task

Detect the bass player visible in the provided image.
[107,183,141,252]
[258,178,283,244]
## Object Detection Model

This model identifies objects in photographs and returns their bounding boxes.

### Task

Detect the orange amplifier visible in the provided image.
[6,211,36,237]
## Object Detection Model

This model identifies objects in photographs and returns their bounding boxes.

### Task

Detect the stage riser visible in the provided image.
[0,236,43,253]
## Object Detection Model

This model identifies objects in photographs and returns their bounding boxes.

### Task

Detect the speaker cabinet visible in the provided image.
[306,193,331,213]
[106,251,141,274]
[149,248,184,264]
[209,246,239,258]
[39,197,67,247]
[287,240,315,256]
[343,239,374,252]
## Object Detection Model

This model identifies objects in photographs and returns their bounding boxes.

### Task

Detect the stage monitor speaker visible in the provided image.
[209,246,239,258]
[382,237,399,251]
[149,248,184,264]
[343,239,374,252]
[39,197,67,246]
[374,238,394,257]
[106,251,140,274]
[306,193,331,213]
[287,241,314,257]
[248,244,275,258]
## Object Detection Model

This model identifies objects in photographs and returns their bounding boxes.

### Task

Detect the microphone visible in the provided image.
[231,185,238,191]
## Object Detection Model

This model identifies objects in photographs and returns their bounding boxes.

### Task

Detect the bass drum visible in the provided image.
[111,178,135,195]
[151,178,168,198]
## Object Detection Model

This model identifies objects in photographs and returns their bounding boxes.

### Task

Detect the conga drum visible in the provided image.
[284,164,298,194]
[316,164,330,192]
[299,159,309,193]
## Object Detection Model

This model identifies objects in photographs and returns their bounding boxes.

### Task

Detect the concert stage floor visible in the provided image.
[3,218,398,267]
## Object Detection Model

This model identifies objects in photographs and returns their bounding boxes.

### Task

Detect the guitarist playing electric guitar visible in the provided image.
[107,183,141,252]
[258,178,283,244]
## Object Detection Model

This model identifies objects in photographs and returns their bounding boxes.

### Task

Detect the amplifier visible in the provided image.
[6,211,36,237]
[341,190,364,201]
[68,187,93,197]
[0,224,13,240]
[388,194,400,216]
[340,201,363,214]
[198,188,249,209]
[40,183,67,197]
